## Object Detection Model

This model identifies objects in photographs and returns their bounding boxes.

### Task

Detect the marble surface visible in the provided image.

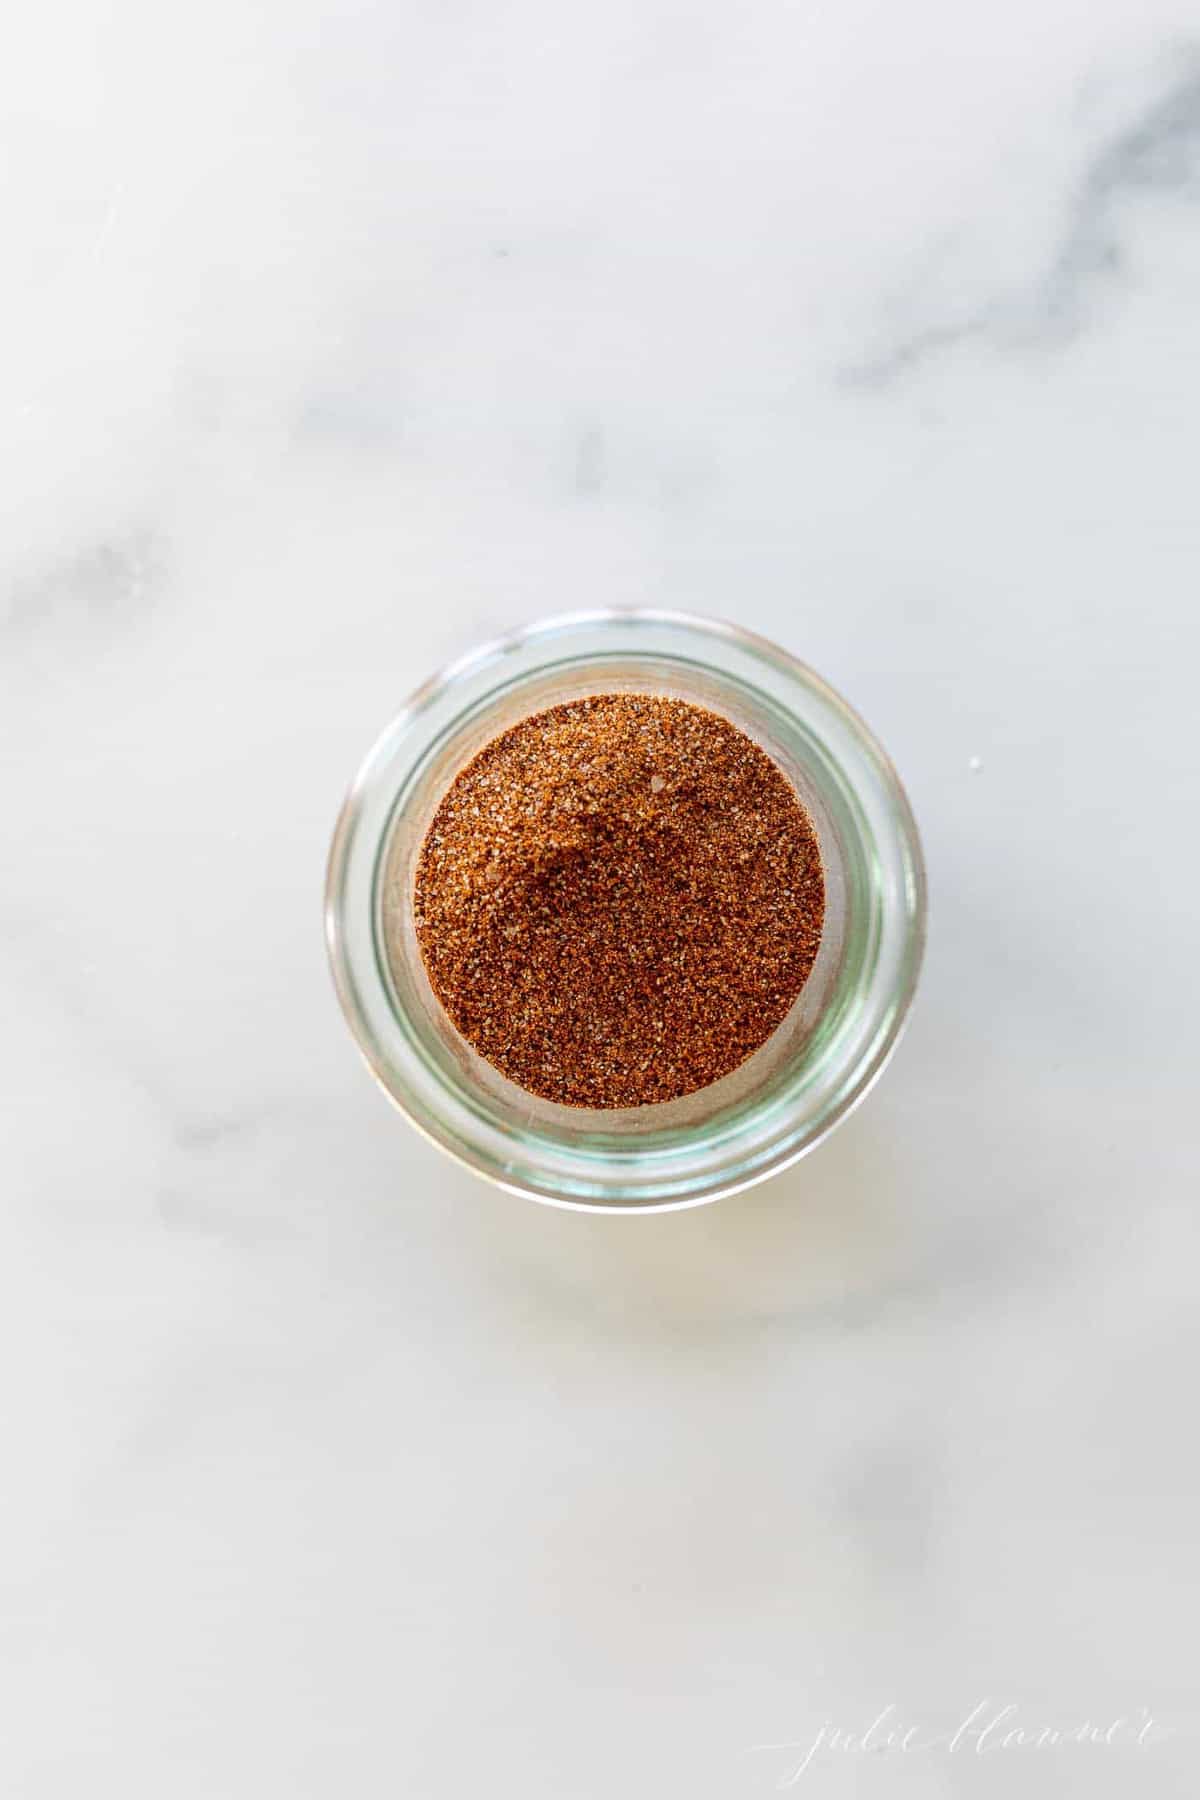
[3,1,1199,1793]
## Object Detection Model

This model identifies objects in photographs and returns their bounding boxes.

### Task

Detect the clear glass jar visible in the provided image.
[325,610,925,1212]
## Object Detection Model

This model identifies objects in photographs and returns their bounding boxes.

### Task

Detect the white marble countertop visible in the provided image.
[3,2,1198,1794]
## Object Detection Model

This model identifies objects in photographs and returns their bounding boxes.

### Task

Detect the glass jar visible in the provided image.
[325,610,925,1211]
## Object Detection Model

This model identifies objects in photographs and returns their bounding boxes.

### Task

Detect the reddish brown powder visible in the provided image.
[410,694,824,1109]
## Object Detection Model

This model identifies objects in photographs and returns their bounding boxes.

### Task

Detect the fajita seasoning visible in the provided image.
[408,694,824,1109]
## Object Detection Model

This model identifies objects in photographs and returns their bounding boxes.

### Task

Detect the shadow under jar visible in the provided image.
[326,610,926,1211]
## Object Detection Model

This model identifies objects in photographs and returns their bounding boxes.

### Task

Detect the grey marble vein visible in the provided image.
[1,532,160,650]
[844,56,1200,388]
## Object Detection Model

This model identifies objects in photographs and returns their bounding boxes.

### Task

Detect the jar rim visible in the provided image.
[326,609,926,1211]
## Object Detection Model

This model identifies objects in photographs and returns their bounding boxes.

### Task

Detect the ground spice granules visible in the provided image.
[409,694,825,1109]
